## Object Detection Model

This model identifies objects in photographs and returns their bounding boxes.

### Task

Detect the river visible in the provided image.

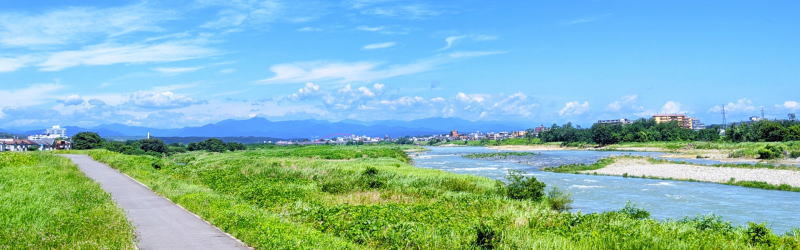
[410,146,800,233]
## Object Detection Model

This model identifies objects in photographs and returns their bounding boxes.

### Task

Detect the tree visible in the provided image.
[226,142,246,151]
[591,124,620,146]
[188,138,228,152]
[72,132,103,150]
[139,138,167,154]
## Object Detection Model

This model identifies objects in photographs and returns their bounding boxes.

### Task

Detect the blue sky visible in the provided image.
[1,0,798,129]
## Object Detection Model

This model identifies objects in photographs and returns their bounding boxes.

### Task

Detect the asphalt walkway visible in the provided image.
[62,154,249,250]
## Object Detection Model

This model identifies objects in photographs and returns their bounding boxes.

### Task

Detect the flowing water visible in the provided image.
[411,146,800,233]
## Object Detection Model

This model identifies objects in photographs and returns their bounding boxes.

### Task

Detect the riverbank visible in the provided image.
[572,157,800,191]
[489,142,800,166]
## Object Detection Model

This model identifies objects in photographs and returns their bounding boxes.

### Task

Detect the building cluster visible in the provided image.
[595,115,705,130]
[276,134,386,145]
[404,129,533,143]
[0,125,71,152]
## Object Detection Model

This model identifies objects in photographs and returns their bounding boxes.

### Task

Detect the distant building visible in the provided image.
[749,116,763,122]
[28,125,67,140]
[450,130,459,138]
[596,118,632,125]
[0,139,38,152]
[653,114,694,129]
[691,119,706,130]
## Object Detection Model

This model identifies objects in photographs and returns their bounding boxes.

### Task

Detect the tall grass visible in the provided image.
[0,152,134,249]
[72,146,800,248]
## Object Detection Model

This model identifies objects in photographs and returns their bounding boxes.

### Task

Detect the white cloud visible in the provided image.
[0,56,34,72]
[261,52,502,84]
[456,92,487,103]
[128,91,202,109]
[362,42,396,50]
[660,101,685,114]
[781,101,800,111]
[0,84,64,118]
[559,101,589,116]
[607,94,638,111]
[709,98,756,113]
[60,95,86,106]
[357,25,385,32]
[297,26,322,32]
[153,66,204,75]
[440,34,497,50]
[38,40,217,71]
[0,4,172,48]
[350,1,440,20]
[197,0,321,29]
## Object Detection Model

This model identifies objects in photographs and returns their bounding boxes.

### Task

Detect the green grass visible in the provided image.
[62,145,800,248]
[463,152,538,159]
[606,141,800,158]
[0,152,134,249]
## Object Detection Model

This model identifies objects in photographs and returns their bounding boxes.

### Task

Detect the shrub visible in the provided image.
[360,166,386,189]
[546,187,573,212]
[746,222,775,246]
[473,223,501,249]
[504,170,546,201]
[680,214,733,232]
[790,151,800,159]
[757,145,785,159]
[619,202,650,220]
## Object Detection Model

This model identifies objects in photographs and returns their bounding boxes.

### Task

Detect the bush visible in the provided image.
[546,187,573,212]
[790,151,800,159]
[504,170,546,201]
[746,222,775,246]
[473,223,501,249]
[619,202,650,220]
[757,145,785,159]
[360,166,386,189]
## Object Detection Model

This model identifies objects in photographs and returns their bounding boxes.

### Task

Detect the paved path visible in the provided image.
[62,154,249,250]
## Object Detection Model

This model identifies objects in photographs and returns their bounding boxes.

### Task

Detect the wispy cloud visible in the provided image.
[349,1,441,20]
[0,84,64,118]
[439,34,497,50]
[709,98,756,113]
[362,42,396,50]
[607,94,638,111]
[153,66,204,75]
[38,40,217,71]
[0,56,34,72]
[0,3,172,48]
[562,14,612,25]
[260,51,503,84]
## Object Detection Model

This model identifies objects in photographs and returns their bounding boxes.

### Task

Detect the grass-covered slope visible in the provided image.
[0,152,134,249]
[80,146,799,249]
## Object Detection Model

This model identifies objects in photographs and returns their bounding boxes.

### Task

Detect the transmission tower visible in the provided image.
[722,105,727,129]
[761,107,765,120]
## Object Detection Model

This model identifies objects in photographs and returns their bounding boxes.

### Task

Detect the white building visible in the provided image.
[28,125,67,140]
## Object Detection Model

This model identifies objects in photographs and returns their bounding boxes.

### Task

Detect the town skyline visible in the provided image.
[1,0,799,129]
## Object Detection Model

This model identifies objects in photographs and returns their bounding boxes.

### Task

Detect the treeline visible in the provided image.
[72,132,246,156]
[539,119,800,146]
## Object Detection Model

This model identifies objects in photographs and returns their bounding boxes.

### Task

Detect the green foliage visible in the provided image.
[757,145,785,159]
[540,118,714,145]
[746,222,775,246]
[546,187,573,212]
[591,123,621,146]
[791,151,800,159]
[139,138,167,154]
[188,138,228,152]
[72,132,103,150]
[503,170,546,201]
[618,202,650,220]
[463,152,537,159]
[0,153,134,248]
[544,157,616,173]
[473,223,501,249]
[679,214,734,232]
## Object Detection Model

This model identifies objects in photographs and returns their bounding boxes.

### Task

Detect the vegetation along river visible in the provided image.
[411,146,800,233]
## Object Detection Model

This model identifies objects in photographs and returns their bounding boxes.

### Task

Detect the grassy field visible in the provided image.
[0,152,134,249]
[65,145,800,248]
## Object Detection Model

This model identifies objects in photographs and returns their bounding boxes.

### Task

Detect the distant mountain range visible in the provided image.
[7,117,531,139]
